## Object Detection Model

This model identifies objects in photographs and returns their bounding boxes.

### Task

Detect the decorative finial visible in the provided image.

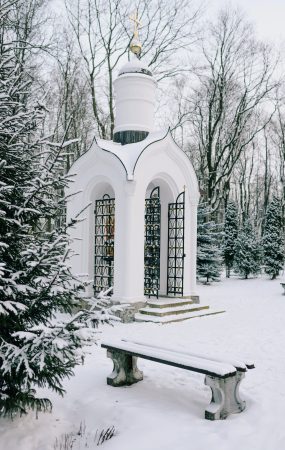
[129,11,142,57]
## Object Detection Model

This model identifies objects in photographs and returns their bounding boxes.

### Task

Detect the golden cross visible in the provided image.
[129,11,141,40]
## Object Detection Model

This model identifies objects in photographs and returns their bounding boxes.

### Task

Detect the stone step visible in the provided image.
[146,298,195,309]
[139,304,209,317]
[135,309,225,324]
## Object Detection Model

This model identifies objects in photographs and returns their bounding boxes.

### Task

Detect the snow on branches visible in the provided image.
[0,8,116,418]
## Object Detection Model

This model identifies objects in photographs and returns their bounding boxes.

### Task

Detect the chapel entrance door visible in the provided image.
[144,187,161,298]
[94,194,115,294]
[167,191,185,296]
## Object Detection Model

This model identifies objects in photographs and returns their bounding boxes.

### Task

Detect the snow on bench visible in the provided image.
[281,283,285,295]
[121,338,255,371]
[101,338,254,420]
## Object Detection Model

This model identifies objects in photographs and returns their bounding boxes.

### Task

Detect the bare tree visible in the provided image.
[1,0,52,82]
[182,8,279,214]
[46,30,94,171]
[268,93,285,240]
[228,117,282,238]
[272,94,285,204]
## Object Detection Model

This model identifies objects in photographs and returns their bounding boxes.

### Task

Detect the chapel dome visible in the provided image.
[118,58,152,77]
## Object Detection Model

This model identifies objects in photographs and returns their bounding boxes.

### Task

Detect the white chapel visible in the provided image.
[66,23,205,321]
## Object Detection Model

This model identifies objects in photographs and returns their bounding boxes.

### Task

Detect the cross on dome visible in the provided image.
[129,10,142,56]
[129,11,141,39]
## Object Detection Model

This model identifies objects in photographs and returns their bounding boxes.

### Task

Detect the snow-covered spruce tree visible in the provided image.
[223,200,239,278]
[234,219,261,279]
[262,197,284,279]
[0,8,112,417]
[197,203,222,284]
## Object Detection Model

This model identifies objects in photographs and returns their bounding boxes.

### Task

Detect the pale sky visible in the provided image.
[52,0,285,46]
[208,0,285,44]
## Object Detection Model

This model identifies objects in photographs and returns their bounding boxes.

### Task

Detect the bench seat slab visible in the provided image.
[205,371,246,420]
[107,349,144,386]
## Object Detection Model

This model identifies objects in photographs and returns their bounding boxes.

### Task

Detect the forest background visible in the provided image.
[2,0,285,267]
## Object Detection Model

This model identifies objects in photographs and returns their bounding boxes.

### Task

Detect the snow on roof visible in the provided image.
[118,58,152,77]
[96,129,169,180]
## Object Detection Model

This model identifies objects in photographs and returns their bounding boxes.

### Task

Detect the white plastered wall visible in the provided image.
[113,72,157,134]
[66,146,125,297]
[66,132,199,303]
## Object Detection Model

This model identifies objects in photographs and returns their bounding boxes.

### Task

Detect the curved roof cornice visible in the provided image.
[96,129,169,181]
[71,129,199,202]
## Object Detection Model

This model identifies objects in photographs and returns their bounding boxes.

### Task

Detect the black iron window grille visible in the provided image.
[94,194,115,294]
[144,186,161,298]
[167,190,185,296]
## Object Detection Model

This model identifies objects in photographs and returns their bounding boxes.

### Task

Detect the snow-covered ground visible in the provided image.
[1,275,285,450]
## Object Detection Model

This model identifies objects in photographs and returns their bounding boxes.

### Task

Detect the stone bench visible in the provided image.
[101,338,254,420]
[281,283,285,294]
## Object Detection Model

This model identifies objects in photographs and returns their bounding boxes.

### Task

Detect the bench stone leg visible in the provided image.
[204,371,246,420]
[106,350,143,387]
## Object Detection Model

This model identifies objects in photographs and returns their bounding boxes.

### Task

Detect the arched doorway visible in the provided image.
[144,177,183,297]
[144,178,186,298]
[144,186,161,298]
[167,190,185,296]
[94,188,115,294]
